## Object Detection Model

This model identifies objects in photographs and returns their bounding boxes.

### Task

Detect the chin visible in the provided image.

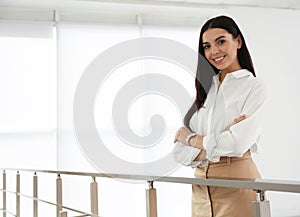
[214,66,224,71]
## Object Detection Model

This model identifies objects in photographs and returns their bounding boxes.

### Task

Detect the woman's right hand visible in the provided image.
[226,114,246,131]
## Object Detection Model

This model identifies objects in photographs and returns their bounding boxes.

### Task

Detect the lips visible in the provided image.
[213,55,225,63]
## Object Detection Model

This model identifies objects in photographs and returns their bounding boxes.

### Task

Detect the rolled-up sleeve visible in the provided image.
[173,141,201,166]
[203,79,267,162]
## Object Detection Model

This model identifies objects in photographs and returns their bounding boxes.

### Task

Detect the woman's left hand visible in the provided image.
[174,126,192,145]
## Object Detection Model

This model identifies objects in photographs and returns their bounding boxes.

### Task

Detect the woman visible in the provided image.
[173,15,267,217]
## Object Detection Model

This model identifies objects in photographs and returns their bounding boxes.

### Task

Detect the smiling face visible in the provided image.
[202,28,242,74]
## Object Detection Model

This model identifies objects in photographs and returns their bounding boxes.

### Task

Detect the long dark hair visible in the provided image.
[184,15,256,129]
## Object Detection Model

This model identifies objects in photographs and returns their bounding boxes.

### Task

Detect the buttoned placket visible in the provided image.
[206,74,232,134]
[206,73,233,163]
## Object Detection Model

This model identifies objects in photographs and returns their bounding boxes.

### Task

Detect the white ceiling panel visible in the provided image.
[258,0,295,9]
[185,0,224,3]
[222,0,262,7]
[0,0,300,23]
[1,0,300,10]
[289,0,300,8]
[147,0,300,9]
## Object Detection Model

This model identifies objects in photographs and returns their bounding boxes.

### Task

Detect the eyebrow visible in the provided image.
[202,35,226,44]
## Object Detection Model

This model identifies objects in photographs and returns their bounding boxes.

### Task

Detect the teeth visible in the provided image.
[214,56,224,62]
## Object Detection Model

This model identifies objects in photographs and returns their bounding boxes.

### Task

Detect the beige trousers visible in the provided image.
[192,151,261,217]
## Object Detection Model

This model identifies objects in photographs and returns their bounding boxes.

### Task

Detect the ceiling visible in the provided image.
[1,0,300,10]
[152,0,300,10]
[0,0,299,25]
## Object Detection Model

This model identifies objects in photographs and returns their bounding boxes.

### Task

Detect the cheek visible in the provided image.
[229,43,239,55]
[204,50,210,59]
[231,48,239,59]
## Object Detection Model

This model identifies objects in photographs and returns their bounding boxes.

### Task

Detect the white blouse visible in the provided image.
[173,69,267,166]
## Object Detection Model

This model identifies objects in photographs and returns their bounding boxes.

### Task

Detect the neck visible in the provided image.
[219,65,242,84]
[219,71,227,84]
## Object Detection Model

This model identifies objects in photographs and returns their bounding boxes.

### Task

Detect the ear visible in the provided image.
[237,34,242,49]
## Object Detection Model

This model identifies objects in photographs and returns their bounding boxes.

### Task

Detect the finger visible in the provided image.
[240,114,246,118]
[174,134,179,143]
[234,115,246,124]
[174,131,180,143]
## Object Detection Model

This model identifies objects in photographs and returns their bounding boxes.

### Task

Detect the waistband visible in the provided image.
[209,150,252,166]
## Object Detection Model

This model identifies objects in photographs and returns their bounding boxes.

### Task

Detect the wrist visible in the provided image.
[190,135,204,150]
[186,132,197,146]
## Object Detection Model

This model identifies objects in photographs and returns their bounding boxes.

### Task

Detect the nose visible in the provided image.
[210,45,220,56]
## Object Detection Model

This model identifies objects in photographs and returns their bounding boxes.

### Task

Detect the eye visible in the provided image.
[217,39,225,45]
[203,44,210,50]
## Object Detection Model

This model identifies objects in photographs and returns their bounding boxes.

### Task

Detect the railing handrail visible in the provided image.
[3,168,300,194]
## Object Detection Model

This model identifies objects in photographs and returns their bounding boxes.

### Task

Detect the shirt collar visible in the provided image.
[230,69,252,78]
[213,69,252,82]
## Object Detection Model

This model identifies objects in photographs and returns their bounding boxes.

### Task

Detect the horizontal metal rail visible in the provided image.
[3,168,300,194]
[1,169,102,217]
[0,189,98,217]
[2,168,300,217]
[0,208,17,217]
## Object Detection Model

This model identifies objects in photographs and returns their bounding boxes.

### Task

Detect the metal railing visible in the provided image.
[1,168,300,217]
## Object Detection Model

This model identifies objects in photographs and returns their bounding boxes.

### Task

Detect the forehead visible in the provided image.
[202,28,231,42]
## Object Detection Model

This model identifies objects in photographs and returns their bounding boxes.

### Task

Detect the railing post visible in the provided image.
[146,181,157,217]
[252,190,271,217]
[59,211,68,217]
[3,170,6,217]
[90,176,99,216]
[16,171,20,217]
[56,174,62,217]
[33,172,38,217]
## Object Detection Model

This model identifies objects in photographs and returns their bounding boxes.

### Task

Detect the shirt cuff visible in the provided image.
[189,159,203,168]
[202,134,220,162]
[172,141,201,166]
